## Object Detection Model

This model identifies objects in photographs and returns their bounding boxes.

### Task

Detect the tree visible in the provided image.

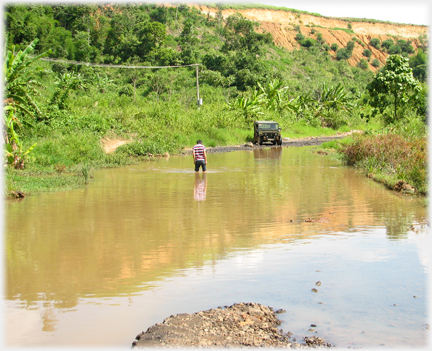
[409,49,427,82]
[367,55,420,124]
[222,13,272,54]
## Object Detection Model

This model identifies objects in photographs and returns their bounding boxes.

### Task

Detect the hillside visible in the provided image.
[195,4,428,70]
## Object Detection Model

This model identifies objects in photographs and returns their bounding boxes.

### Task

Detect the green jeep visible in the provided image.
[253,121,282,145]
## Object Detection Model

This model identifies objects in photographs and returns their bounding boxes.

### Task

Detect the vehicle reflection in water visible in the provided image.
[194,173,207,201]
[253,146,282,160]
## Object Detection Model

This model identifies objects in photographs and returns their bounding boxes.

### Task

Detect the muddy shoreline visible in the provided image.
[132,303,333,348]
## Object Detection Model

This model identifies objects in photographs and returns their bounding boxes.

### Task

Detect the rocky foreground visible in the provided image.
[132,303,333,348]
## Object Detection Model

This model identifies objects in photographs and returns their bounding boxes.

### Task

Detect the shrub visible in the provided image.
[295,33,305,41]
[371,59,380,68]
[346,40,355,52]
[118,85,133,96]
[362,49,372,58]
[315,33,325,44]
[52,63,68,75]
[299,38,316,48]
[322,43,330,51]
[370,38,381,49]
[331,43,338,51]
[336,48,351,60]
[357,59,369,70]
[382,39,394,50]
[388,45,402,55]
[398,40,414,54]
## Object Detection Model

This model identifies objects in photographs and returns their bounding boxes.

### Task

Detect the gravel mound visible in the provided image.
[132,303,333,348]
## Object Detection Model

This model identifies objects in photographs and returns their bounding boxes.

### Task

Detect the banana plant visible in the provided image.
[285,91,317,119]
[3,38,49,168]
[4,38,51,116]
[3,105,37,169]
[93,73,114,93]
[49,72,88,109]
[317,83,356,112]
[257,79,288,111]
[227,89,264,119]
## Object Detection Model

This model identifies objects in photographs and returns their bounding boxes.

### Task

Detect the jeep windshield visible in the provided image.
[258,123,279,130]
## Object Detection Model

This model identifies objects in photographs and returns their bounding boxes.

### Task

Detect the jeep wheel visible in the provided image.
[259,137,263,145]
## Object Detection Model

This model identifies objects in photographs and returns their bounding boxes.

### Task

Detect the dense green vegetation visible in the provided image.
[3,4,428,196]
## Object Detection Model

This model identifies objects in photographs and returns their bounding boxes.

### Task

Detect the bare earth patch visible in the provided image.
[100,137,132,154]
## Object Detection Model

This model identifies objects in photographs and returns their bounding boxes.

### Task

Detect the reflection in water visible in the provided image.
[4,146,428,347]
[194,173,207,201]
[253,146,282,160]
[41,302,58,332]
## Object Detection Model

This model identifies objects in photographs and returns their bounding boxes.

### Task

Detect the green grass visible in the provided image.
[329,28,354,34]
[6,168,85,194]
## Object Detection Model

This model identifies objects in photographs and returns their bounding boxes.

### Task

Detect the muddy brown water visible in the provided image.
[4,146,429,348]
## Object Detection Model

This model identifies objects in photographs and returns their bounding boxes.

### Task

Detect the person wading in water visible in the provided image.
[192,140,207,173]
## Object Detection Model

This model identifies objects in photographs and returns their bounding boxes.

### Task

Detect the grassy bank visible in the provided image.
[319,120,427,195]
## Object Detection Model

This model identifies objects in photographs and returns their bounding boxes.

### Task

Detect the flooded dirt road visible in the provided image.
[4,146,429,348]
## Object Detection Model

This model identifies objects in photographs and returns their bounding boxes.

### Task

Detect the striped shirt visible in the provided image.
[193,144,206,161]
